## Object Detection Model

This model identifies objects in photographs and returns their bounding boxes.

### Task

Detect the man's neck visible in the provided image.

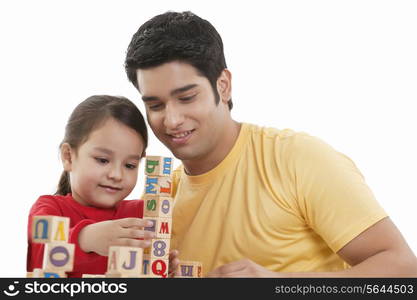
[183,120,241,176]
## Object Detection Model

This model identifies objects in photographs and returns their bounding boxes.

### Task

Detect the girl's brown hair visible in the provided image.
[56,95,148,195]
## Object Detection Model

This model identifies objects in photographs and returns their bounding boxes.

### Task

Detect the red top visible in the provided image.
[27,194,144,277]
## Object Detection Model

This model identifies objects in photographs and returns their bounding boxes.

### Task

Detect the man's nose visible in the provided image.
[163,102,184,129]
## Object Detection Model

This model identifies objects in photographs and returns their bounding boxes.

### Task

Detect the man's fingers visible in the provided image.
[206,259,248,277]
[169,249,179,259]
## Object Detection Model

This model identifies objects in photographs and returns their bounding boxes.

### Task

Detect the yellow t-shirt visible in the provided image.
[171,123,387,276]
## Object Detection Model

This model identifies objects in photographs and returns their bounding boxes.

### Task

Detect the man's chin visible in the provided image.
[168,147,199,161]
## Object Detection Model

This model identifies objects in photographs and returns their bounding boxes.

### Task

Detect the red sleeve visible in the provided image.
[27,196,104,276]
[27,197,61,272]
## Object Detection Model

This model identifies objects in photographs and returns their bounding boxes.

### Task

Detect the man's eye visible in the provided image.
[125,163,137,170]
[95,157,109,164]
[179,95,196,101]
[149,103,163,110]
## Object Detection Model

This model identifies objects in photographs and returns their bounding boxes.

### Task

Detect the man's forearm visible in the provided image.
[279,250,417,278]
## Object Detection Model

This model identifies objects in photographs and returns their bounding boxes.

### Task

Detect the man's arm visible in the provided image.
[207,217,417,277]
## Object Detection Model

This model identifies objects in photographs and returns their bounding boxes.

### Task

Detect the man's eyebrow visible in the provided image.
[141,84,198,102]
[170,84,198,96]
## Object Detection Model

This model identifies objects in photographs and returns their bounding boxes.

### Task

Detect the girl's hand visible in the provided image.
[168,249,180,277]
[78,217,155,256]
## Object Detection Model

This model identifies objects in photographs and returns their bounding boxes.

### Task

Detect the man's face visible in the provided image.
[136,61,229,162]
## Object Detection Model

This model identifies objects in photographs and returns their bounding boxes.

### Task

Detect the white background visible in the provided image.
[0,0,416,277]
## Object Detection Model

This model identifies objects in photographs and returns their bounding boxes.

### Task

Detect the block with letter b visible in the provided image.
[178,261,203,278]
[143,195,173,218]
[42,242,75,272]
[145,176,172,196]
[145,156,173,177]
[144,217,172,239]
[107,246,143,276]
[32,268,67,278]
[32,215,70,243]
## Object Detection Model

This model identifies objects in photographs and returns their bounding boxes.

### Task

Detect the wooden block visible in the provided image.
[104,272,145,278]
[32,268,67,278]
[144,217,172,239]
[149,238,170,260]
[178,261,203,278]
[82,274,106,278]
[144,176,172,197]
[32,215,70,243]
[26,272,33,278]
[143,195,173,218]
[145,156,173,177]
[149,258,169,278]
[107,246,143,276]
[142,254,151,275]
[42,242,74,272]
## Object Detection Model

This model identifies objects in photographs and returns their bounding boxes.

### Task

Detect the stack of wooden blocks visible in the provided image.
[100,155,174,278]
[28,216,74,278]
[141,155,174,278]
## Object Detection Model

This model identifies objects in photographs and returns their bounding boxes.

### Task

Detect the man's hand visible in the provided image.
[206,259,278,278]
[78,217,155,256]
[168,249,180,277]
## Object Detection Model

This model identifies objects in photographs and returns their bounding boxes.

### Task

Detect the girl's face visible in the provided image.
[65,117,145,208]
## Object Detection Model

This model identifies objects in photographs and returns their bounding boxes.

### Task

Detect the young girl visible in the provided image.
[27,95,177,277]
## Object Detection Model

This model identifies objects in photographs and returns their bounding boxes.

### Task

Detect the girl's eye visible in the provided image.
[125,163,137,170]
[95,157,109,164]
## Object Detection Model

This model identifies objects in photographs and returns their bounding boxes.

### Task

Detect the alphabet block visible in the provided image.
[178,261,203,278]
[104,271,147,278]
[42,242,74,272]
[149,238,170,260]
[32,216,70,243]
[145,156,173,177]
[142,254,151,275]
[144,217,172,239]
[149,258,169,278]
[145,176,172,197]
[32,268,67,278]
[143,195,173,218]
[82,274,106,278]
[107,246,143,276]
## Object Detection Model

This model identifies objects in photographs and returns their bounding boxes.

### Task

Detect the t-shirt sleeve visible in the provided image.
[27,196,102,274]
[284,134,388,252]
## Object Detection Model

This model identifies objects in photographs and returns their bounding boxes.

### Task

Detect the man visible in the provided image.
[124,11,417,277]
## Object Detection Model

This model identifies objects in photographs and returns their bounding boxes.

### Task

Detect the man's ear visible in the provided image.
[216,69,232,105]
[60,143,73,172]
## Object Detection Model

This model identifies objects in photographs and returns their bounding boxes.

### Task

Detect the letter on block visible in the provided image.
[42,242,74,272]
[32,215,70,243]
[107,246,143,276]
[142,254,151,275]
[144,176,172,197]
[178,261,203,278]
[33,268,67,278]
[145,156,173,177]
[143,195,173,218]
[149,238,170,260]
[144,217,172,239]
[149,258,169,278]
